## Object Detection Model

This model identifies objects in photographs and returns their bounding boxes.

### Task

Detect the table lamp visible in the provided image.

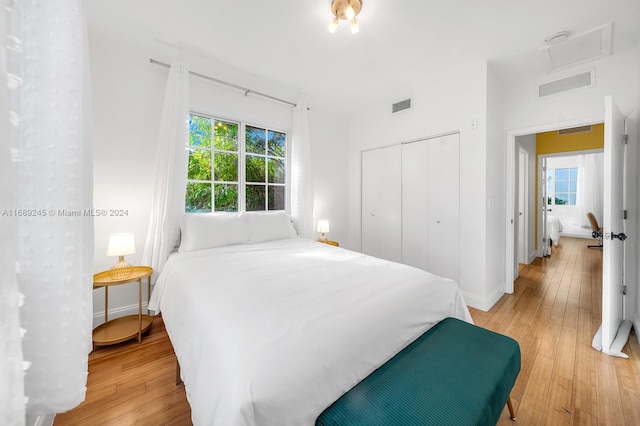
[107,233,136,279]
[317,220,330,241]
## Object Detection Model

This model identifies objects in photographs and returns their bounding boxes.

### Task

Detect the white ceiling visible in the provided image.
[87,0,640,113]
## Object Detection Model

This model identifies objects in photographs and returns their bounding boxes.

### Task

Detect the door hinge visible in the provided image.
[623,210,628,220]
[622,285,627,295]
[542,237,547,243]
[623,134,628,144]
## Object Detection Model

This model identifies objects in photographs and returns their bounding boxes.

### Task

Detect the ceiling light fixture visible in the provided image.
[328,0,361,34]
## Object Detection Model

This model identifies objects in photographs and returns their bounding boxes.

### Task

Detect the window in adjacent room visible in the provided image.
[186,113,287,213]
[546,167,578,206]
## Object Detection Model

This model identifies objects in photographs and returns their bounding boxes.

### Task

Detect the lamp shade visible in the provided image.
[106,233,136,257]
[317,220,330,234]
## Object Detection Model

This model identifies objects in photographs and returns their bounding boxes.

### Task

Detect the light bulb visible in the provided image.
[350,18,359,34]
[328,16,339,33]
[345,5,355,20]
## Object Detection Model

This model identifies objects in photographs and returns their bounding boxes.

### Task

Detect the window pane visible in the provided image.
[189,115,212,147]
[246,155,266,183]
[246,126,266,154]
[214,183,238,212]
[555,168,569,180]
[569,194,576,205]
[213,120,238,151]
[185,182,212,212]
[188,149,212,181]
[570,179,577,192]
[214,152,238,182]
[556,194,569,205]
[556,181,569,193]
[268,158,285,184]
[268,130,286,157]
[268,185,285,210]
[246,185,266,211]
[570,168,578,180]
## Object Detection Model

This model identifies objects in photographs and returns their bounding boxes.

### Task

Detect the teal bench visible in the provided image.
[316,317,521,425]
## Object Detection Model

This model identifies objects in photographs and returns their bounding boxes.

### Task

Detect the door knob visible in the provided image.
[612,232,627,241]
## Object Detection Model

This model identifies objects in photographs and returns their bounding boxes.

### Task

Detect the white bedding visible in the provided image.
[149,238,472,426]
[547,215,564,246]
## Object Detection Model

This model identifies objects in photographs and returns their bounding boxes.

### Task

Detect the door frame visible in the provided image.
[516,148,529,270]
[504,115,603,294]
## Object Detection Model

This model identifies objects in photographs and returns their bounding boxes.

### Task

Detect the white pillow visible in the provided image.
[178,213,249,252]
[245,212,297,243]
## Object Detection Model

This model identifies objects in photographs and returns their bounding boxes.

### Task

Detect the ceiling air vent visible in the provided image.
[392,98,412,113]
[537,70,594,98]
[558,125,592,136]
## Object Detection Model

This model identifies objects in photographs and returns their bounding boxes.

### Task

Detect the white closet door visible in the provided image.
[402,133,459,282]
[361,145,402,262]
[426,133,460,282]
[401,140,429,270]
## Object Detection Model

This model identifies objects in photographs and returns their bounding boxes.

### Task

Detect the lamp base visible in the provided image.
[318,233,328,242]
[109,256,133,280]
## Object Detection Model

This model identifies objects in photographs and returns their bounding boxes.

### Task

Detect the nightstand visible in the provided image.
[92,266,153,346]
[319,240,339,247]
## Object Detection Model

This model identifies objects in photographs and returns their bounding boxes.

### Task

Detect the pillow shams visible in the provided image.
[179,213,249,252]
[245,212,297,243]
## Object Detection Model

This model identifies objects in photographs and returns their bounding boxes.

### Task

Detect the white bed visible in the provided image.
[149,213,472,426]
[547,215,564,246]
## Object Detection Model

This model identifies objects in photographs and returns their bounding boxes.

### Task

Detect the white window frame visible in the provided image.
[546,167,578,206]
[186,111,289,213]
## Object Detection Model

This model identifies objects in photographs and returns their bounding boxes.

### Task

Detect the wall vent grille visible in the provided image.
[392,98,412,113]
[537,71,594,98]
[557,125,592,136]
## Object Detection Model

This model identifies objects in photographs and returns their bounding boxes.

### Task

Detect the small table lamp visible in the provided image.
[317,220,330,241]
[107,233,136,280]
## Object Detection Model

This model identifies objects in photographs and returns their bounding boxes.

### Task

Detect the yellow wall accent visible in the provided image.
[534,124,604,250]
[536,124,604,155]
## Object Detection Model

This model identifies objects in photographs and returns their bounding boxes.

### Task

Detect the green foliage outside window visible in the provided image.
[185,114,286,213]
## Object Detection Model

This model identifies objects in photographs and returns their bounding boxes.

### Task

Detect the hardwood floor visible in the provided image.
[55,237,640,425]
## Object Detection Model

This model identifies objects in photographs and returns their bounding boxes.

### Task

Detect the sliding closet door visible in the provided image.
[361,145,402,262]
[402,133,459,283]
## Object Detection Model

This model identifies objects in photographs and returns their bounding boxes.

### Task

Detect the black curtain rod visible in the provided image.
[150,58,299,108]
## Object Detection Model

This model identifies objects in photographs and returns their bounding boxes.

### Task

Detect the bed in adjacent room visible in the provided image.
[149,212,472,426]
[547,215,564,247]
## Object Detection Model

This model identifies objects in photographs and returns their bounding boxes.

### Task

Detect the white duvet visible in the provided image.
[149,238,472,425]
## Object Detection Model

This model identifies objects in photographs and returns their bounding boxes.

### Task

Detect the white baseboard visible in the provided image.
[463,287,504,312]
[93,302,149,328]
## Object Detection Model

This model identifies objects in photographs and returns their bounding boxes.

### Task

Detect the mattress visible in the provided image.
[149,238,472,425]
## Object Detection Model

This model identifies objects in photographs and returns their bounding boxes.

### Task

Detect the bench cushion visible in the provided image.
[316,317,521,426]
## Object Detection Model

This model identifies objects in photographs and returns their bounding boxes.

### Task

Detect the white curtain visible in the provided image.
[141,61,190,278]
[1,1,26,424]
[1,0,94,422]
[290,101,314,238]
[579,153,603,227]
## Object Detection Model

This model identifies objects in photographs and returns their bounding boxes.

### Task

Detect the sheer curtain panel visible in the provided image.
[1,1,26,424]
[3,0,94,421]
[141,61,190,278]
[291,101,314,238]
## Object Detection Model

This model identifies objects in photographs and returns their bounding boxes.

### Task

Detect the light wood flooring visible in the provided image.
[55,237,640,425]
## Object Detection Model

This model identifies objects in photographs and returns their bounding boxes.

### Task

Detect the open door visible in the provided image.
[593,95,631,357]
[541,158,549,256]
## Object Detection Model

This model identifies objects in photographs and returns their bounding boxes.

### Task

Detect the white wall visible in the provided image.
[88,30,349,324]
[636,40,640,343]
[347,60,495,310]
